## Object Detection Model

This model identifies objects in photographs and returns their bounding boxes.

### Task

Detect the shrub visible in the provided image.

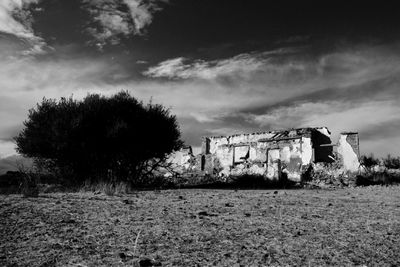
[360,154,380,168]
[15,91,183,186]
[356,171,400,186]
[383,155,400,169]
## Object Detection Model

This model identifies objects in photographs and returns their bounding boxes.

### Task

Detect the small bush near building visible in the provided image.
[383,155,400,169]
[360,154,380,168]
[356,171,400,186]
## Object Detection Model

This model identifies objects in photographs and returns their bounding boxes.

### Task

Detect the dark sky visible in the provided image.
[29,1,400,60]
[1,0,400,157]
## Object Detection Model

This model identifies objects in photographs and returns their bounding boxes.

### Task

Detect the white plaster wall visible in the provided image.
[207,132,314,179]
[280,146,290,163]
[165,149,195,175]
[215,146,233,170]
[209,132,276,152]
[255,143,267,162]
[266,149,280,179]
[286,171,301,181]
[301,137,313,165]
[249,146,257,161]
[280,139,309,182]
[168,150,190,167]
[248,164,266,175]
[337,134,360,172]
[234,146,249,162]
[277,138,311,165]
[209,137,229,154]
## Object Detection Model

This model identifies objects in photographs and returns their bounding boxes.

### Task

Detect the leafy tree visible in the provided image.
[15,91,183,185]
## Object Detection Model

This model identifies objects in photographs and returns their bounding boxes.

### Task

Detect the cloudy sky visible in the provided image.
[1,0,400,159]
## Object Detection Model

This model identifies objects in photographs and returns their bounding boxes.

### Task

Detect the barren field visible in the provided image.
[1,186,400,266]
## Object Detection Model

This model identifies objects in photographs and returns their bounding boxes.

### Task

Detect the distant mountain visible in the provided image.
[0,155,33,175]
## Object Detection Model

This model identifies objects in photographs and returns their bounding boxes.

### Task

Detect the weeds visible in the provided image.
[20,173,39,198]
[16,160,39,198]
[79,181,134,196]
[103,183,116,196]
[133,230,141,256]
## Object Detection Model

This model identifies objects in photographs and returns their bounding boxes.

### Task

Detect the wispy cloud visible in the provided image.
[143,48,297,80]
[0,0,168,53]
[0,0,38,39]
[0,0,46,54]
[143,54,264,79]
[123,0,167,33]
[83,0,168,48]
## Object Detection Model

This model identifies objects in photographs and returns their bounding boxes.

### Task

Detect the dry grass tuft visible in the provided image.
[79,181,133,196]
[20,174,39,198]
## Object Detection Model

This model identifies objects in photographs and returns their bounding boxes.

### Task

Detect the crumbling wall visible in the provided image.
[261,136,313,182]
[165,147,197,176]
[168,147,193,168]
[206,132,276,154]
[337,132,360,172]
[201,129,317,182]
[281,137,313,182]
[201,132,276,176]
[170,127,361,186]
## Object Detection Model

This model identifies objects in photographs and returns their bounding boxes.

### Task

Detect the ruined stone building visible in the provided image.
[169,127,361,183]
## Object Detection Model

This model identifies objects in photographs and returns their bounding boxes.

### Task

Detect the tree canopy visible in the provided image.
[15,91,183,184]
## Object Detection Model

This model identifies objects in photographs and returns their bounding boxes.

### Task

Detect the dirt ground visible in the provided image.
[1,186,400,266]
